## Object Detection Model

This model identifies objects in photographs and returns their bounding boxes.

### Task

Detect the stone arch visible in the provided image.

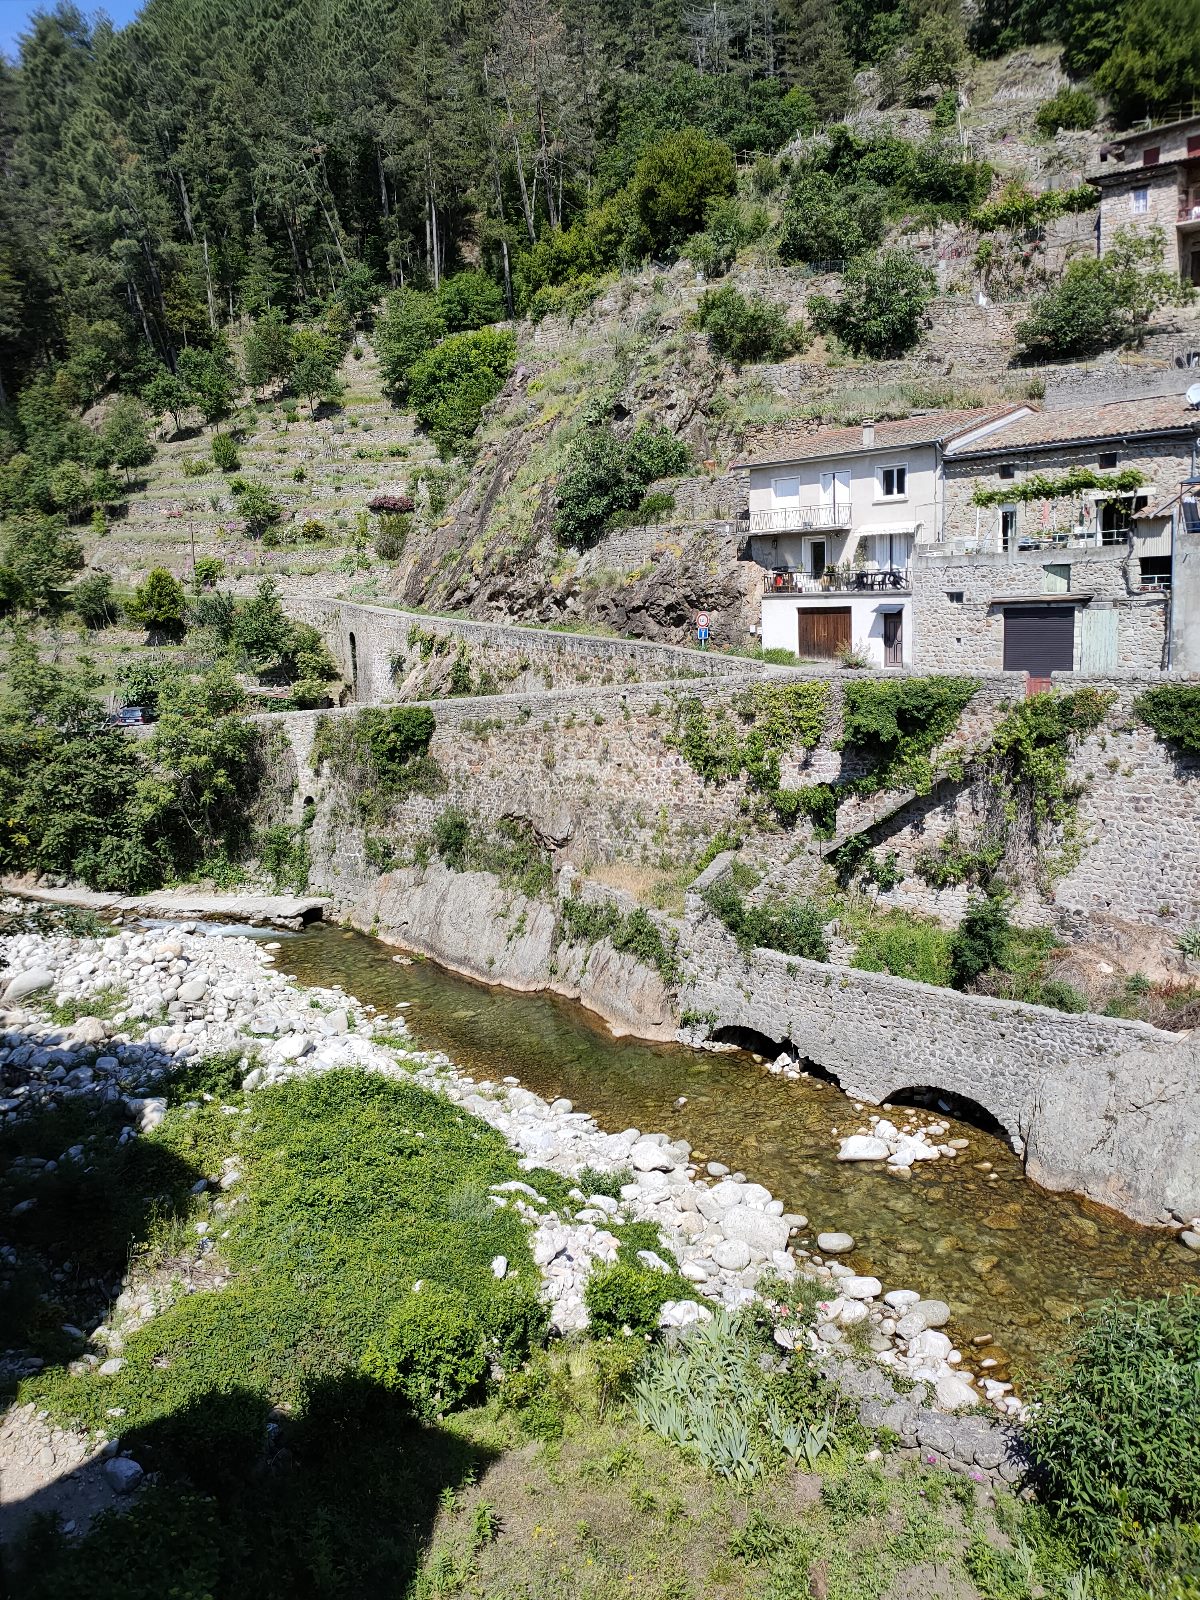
[879,1083,1016,1146]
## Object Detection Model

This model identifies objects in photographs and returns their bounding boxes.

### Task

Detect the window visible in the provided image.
[947,591,964,604]
[773,475,799,502]
[1140,555,1172,589]
[878,463,907,498]
[998,463,1015,480]
[1098,450,1118,468]
[1000,506,1017,552]
[1143,146,1160,166]
[1043,562,1071,595]
[1131,187,1149,214]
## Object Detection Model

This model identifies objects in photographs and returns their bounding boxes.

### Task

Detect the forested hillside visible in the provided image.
[1,0,1197,405]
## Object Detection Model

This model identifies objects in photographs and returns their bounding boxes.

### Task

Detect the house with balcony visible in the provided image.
[734,407,1028,666]
[1090,113,1200,284]
[917,395,1200,676]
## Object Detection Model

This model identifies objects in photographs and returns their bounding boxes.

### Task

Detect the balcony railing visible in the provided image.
[1178,201,1200,222]
[748,502,852,534]
[764,565,911,595]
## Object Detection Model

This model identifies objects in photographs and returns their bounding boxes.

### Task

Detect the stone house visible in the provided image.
[736,395,1200,675]
[732,406,1029,668]
[920,395,1200,676]
[1090,114,1200,283]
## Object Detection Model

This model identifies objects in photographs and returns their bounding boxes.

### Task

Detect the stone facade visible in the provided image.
[1092,115,1200,278]
[911,546,1168,673]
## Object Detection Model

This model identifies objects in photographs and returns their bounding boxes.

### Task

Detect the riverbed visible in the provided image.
[279,922,1200,1382]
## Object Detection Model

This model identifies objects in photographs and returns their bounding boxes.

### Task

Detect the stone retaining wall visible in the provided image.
[287,597,756,706]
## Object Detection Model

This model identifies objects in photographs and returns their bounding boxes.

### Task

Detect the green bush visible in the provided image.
[1035,88,1097,136]
[809,250,935,359]
[630,128,737,254]
[361,1286,488,1417]
[850,911,953,986]
[704,877,829,961]
[1017,227,1191,359]
[555,422,691,549]
[1135,684,1200,757]
[585,1259,673,1337]
[210,433,240,472]
[359,706,437,781]
[779,171,887,264]
[437,271,505,331]
[948,893,1011,988]
[695,286,798,364]
[1025,1292,1200,1547]
[126,567,186,634]
[72,571,118,629]
[374,288,447,402]
[841,675,979,794]
[407,327,516,456]
[232,479,283,539]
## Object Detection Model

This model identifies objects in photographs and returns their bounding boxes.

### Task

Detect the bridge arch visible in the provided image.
[878,1083,1018,1147]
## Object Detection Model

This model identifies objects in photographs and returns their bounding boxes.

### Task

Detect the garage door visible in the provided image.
[1002,605,1075,675]
[797,607,851,660]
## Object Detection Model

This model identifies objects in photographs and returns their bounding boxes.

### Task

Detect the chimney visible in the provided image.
[862,420,875,448]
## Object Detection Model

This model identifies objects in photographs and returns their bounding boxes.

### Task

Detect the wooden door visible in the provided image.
[883,610,903,666]
[797,607,851,659]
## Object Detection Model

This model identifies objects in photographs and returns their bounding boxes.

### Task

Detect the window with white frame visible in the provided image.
[772,475,800,503]
[877,463,908,499]
[1131,187,1149,215]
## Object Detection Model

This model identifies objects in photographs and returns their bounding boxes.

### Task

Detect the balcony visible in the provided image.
[748,502,852,534]
[764,565,911,595]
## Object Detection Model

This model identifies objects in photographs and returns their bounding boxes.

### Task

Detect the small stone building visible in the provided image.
[1091,114,1200,284]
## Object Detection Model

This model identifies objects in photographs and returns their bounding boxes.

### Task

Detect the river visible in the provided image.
[277,922,1200,1383]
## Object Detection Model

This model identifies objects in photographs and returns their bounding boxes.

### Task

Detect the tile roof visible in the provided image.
[733,406,1023,468]
[945,395,1200,457]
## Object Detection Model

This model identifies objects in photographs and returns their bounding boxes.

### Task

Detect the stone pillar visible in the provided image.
[1170,518,1200,671]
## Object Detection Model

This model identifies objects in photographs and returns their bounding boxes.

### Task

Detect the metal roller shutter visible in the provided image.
[1002,605,1076,675]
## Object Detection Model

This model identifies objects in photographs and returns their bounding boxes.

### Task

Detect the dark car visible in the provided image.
[107,705,147,727]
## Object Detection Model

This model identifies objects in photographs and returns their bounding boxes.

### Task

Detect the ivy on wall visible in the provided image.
[1134,685,1200,758]
[312,706,445,826]
[970,467,1147,509]
[670,682,829,825]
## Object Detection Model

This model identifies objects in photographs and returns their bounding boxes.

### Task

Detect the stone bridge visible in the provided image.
[683,858,1200,1230]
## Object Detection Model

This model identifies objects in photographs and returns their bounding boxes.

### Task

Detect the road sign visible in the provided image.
[696,612,709,630]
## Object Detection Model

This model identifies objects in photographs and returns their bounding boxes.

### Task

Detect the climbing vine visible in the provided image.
[557,894,681,988]
[971,467,1146,508]
[839,676,980,797]
[670,682,829,824]
[1134,685,1200,758]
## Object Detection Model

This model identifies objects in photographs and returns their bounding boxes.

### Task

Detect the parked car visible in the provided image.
[107,705,147,727]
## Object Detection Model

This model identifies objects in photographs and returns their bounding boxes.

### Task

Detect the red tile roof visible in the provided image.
[733,406,1024,469]
[946,395,1200,457]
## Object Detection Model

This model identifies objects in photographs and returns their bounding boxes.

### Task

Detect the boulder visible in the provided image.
[4,968,54,1003]
[103,1457,144,1494]
[712,1238,752,1271]
[906,1329,952,1365]
[935,1374,981,1410]
[840,1275,882,1300]
[720,1207,789,1257]
[837,1136,890,1162]
[177,978,208,1005]
[630,1138,676,1173]
[816,1231,855,1253]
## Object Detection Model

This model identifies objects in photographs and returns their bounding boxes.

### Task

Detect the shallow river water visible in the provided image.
[278,923,1199,1383]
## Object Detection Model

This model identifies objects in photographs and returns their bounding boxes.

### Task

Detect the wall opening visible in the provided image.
[710,1027,842,1088]
[348,631,359,697]
[883,1085,1012,1143]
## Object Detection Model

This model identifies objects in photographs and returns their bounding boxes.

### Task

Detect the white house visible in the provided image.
[734,407,1028,666]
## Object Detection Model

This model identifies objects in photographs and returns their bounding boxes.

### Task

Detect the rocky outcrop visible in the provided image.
[348,862,678,1041]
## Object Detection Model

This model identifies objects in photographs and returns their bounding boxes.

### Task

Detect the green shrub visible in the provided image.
[1135,684,1200,757]
[126,567,187,634]
[1036,977,1089,1013]
[407,327,516,456]
[841,675,979,794]
[1025,1292,1200,1547]
[630,128,737,253]
[585,1259,672,1337]
[375,288,447,401]
[809,249,936,359]
[359,706,437,781]
[948,893,1011,988]
[437,271,505,331]
[779,170,887,264]
[850,911,952,986]
[704,877,829,961]
[1017,226,1191,359]
[361,1286,487,1417]
[555,422,691,549]
[695,285,799,363]
[72,571,118,629]
[1035,88,1097,136]
[211,433,240,472]
[232,479,283,539]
